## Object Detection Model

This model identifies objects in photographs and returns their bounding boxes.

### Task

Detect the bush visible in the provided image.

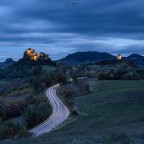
[0,122,29,140]
[24,102,51,129]
[121,72,141,80]
[32,66,43,76]
[0,99,27,121]
[53,71,67,84]
[98,73,111,80]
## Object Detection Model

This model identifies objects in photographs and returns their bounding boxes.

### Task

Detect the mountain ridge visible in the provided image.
[59,51,116,64]
[0,58,15,69]
[58,51,144,67]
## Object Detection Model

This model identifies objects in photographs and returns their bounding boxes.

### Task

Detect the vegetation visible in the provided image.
[59,51,115,64]
[2,79,144,143]
[0,78,52,140]
[0,48,56,80]
[24,102,51,129]
[0,49,68,140]
[59,51,144,68]
[0,121,29,140]
[98,62,142,80]
[1,49,144,143]
[58,81,90,110]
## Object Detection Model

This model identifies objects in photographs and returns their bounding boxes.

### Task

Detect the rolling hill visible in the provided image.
[126,53,144,68]
[0,58,15,69]
[59,51,144,67]
[59,51,116,64]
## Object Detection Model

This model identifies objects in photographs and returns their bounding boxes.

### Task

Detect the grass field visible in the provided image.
[2,79,144,144]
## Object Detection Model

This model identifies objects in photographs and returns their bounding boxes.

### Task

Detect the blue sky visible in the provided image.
[0,0,144,61]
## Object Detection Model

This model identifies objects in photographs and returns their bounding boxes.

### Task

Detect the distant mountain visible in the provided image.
[127,53,143,59]
[59,51,116,64]
[59,51,144,67]
[126,53,144,68]
[0,58,15,69]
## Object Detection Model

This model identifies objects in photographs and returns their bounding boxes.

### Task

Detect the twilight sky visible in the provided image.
[0,0,144,61]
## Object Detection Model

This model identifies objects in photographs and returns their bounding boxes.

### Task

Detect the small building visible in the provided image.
[117,54,122,60]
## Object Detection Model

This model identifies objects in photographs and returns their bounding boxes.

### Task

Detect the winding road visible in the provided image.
[30,84,69,136]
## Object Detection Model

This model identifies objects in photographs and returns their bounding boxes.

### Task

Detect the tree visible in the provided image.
[71,67,79,83]
[33,66,43,76]
[24,103,51,129]
[72,73,78,83]
[53,71,67,84]
[0,105,5,122]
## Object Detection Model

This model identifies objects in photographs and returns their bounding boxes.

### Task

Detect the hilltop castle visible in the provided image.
[117,54,122,60]
[25,48,48,61]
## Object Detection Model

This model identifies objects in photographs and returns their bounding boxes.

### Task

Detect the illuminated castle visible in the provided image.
[25,48,48,61]
[117,54,122,60]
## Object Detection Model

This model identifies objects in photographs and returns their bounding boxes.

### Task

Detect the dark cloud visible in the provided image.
[0,0,144,61]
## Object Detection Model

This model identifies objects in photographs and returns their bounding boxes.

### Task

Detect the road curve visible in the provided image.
[30,84,69,136]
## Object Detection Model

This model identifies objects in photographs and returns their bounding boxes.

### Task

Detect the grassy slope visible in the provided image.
[2,79,144,144]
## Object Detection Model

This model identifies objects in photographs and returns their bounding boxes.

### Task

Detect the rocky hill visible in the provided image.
[0,48,56,79]
[17,48,56,66]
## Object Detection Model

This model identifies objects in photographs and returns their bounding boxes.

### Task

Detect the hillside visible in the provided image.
[0,48,56,79]
[0,58,15,69]
[17,48,56,66]
[126,53,144,68]
[0,49,66,141]
[96,59,137,68]
[59,51,144,67]
[59,51,116,64]
[2,79,144,144]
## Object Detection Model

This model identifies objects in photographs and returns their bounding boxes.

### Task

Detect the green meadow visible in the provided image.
[2,79,144,144]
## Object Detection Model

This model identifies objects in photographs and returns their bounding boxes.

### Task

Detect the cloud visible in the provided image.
[0,0,144,61]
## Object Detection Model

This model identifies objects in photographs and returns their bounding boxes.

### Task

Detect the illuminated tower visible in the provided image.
[117,54,122,60]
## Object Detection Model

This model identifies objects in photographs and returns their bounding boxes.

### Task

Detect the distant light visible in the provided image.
[117,54,122,60]
[25,48,46,61]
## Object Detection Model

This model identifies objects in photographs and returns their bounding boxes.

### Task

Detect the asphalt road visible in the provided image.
[30,84,69,136]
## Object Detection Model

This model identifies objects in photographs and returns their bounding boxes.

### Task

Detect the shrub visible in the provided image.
[24,102,51,129]
[0,122,29,140]
[98,73,111,80]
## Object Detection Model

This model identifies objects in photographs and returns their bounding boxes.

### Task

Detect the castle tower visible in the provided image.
[117,54,122,60]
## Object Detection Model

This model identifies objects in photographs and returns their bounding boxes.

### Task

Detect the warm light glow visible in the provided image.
[117,54,122,60]
[25,48,48,61]
[33,56,38,61]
